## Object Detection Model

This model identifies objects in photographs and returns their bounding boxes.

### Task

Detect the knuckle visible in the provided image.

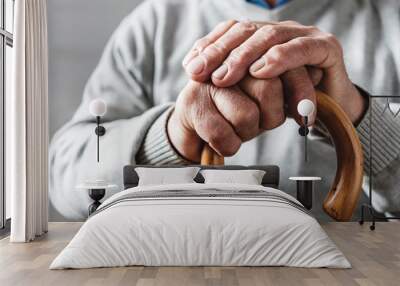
[262,111,286,130]
[297,38,314,58]
[235,21,257,33]
[277,114,286,125]
[259,24,273,34]
[235,108,259,131]
[325,32,337,43]
[181,81,209,108]
[306,25,320,34]
[259,25,282,44]
[263,112,286,130]
[208,130,240,157]
[317,37,333,55]
[232,104,260,140]
[229,45,253,65]
[256,80,285,130]
[193,39,202,48]
[324,33,343,54]
[193,38,209,52]
[270,46,287,63]
[214,20,230,30]
[219,145,240,157]
[283,20,300,26]
[227,49,248,68]
[315,37,329,51]
[207,130,222,146]
[228,43,258,68]
[219,142,241,157]
[208,41,229,55]
[225,19,238,26]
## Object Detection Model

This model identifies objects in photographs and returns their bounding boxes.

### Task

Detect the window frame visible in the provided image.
[0,0,13,232]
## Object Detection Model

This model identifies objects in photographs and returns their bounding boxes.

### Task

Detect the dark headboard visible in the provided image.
[123,165,280,189]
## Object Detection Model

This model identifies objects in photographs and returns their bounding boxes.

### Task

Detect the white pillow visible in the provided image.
[135,167,200,186]
[200,169,266,185]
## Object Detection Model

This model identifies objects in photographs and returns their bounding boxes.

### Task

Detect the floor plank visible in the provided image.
[0,222,399,286]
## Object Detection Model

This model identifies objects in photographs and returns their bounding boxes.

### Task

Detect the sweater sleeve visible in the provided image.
[49,1,170,221]
[136,107,191,165]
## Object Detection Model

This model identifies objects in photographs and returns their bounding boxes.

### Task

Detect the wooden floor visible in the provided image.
[0,222,399,286]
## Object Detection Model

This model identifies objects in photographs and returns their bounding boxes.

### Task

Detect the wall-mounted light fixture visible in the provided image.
[297,99,315,162]
[89,99,107,162]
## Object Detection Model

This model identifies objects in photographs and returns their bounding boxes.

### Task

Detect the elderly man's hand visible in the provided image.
[168,74,321,162]
[183,20,366,123]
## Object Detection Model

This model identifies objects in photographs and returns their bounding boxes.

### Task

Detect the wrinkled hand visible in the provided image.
[168,74,320,162]
[183,20,366,123]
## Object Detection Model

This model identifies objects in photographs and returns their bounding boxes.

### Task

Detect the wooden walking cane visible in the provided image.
[200,90,364,221]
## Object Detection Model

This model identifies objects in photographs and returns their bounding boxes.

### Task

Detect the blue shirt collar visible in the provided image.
[246,0,290,9]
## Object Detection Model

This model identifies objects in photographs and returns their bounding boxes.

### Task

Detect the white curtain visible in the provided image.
[8,0,49,242]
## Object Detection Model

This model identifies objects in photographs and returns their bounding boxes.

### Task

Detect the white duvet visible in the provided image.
[50,183,350,269]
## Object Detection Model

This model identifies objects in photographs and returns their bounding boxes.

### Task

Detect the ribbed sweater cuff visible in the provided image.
[357,101,400,176]
[136,107,191,165]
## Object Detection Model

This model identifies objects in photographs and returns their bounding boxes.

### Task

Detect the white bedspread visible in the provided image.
[50,183,350,269]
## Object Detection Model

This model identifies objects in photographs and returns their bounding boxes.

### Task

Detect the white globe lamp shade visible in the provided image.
[297,99,315,117]
[89,99,107,117]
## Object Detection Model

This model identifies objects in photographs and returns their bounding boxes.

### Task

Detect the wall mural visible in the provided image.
[48,0,399,222]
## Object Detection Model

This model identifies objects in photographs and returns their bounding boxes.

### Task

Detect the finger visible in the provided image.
[307,66,323,86]
[238,76,285,130]
[211,85,260,141]
[189,86,242,157]
[184,21,257,82]
[279,20,301,26]
[250,35,342,78]
[281,67,316,126]
[212,25,313,87]
[182,20,237,66]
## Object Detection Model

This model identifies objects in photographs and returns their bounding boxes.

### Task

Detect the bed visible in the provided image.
[50,165,350,269]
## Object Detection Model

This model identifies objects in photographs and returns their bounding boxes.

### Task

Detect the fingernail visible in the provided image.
[186,57,205,75]
[212,64,228,80]
[250,58,265,73]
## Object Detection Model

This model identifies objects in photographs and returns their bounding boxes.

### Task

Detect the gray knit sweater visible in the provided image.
[49,0,400,221]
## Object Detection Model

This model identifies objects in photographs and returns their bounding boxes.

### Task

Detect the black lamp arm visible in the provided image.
[95,116,106,162]
[298,116,309,162]
[95,116,106,136]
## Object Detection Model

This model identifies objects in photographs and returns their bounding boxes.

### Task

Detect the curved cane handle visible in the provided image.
[200,90,364,221]
[201,144,224,165]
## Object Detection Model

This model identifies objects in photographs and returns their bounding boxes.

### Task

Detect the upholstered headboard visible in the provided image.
[123,165,280,189]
